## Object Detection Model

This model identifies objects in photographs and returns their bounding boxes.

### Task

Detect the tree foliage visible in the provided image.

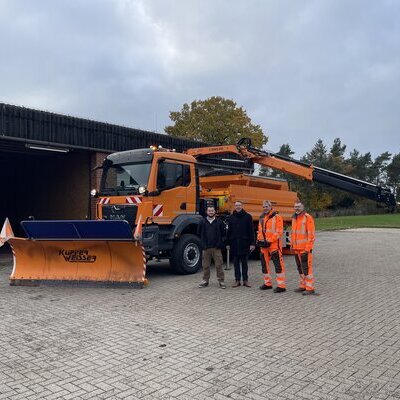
[371,152,392,185]
[388,153,400,201]
[165,96,267,147]
[304,139,328,166]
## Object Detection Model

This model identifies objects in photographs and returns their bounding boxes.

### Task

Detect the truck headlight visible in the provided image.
[138,186,146,194]
[90,189,98,197]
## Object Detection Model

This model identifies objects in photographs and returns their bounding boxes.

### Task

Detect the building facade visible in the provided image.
[0,103,208,233]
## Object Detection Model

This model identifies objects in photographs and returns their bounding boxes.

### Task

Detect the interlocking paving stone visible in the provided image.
[0,228,400,399]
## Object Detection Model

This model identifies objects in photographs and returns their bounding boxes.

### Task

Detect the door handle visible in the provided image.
[180,202,187,210]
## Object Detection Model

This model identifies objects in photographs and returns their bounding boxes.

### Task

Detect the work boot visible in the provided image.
[273,287,286,293]
[302,290,316,296]
[198,280,209,288]
[232,281,241,288]
[294,288,306,293]
[243,281,251,288]
[219,281,227,289]
[259,284,273,290]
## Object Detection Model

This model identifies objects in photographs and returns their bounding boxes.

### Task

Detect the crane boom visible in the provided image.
[186,138,397,210]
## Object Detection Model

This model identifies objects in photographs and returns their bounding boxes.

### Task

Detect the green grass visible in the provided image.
[315,213,400,231]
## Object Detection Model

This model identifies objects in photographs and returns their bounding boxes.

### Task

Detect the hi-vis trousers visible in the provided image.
[294,250,314,291]
[261,248,286,288]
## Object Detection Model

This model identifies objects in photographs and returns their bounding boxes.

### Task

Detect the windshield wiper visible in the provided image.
[100,188,116,195]
[100,187,140,196]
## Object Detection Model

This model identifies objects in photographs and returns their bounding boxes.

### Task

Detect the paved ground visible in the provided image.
[1,228,400,400]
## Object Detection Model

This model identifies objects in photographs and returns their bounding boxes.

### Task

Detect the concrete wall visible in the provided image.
[0,150,91,234]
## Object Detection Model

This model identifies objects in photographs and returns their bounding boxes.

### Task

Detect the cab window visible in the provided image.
[157,162,191,190]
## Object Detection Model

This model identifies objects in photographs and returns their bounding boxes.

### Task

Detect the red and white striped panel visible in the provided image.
[142,246,147,277]
[99,197,110,204]
[126,196,142,204]
[152,204,163,217]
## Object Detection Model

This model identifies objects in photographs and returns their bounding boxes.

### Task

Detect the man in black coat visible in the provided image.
[197,206,226,289]
[227,201,255,287]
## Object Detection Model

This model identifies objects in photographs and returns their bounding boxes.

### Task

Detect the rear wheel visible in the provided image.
[170,234,202,274]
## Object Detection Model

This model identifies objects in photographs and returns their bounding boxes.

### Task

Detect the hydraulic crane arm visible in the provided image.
[186,138,397,210]
[271,152,397,209]
[186,141,314,180]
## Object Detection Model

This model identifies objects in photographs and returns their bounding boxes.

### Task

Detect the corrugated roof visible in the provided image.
[0,103,205,153]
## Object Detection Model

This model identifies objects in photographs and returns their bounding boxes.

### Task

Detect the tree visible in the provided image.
[330,138,346,158]
[303,139,328,166]
[307,188,333,211]
[328,138,347,172]
[165,96,267,147]
[387,153,400,201]
[370,151,392,185]
[298,139,332,209]
[277,143,295,158]
[347,149,373,180]
[324,139,353,208]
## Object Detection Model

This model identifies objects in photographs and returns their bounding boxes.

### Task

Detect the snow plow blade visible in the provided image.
[3,220,147,288]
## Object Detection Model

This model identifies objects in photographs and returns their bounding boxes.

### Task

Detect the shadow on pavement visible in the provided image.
[0,246,200,280]
[0,244,12,265]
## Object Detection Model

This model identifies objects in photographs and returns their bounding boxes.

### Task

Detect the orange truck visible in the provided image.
[2,138,395,285]
[93,138,395,274]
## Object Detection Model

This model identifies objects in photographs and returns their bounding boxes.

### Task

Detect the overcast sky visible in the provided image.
[1,0,399,157]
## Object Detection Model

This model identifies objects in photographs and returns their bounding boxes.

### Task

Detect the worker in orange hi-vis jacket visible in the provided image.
[291,201,316,296]
[257,200,286,293]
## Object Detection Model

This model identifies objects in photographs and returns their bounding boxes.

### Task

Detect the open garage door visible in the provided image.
[0,142,91,236]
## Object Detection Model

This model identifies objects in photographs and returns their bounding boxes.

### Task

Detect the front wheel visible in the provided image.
[170,234,202,274]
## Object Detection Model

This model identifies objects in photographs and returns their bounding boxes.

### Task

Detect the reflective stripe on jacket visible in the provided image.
[291,212,315,251]
[257,210,283,250]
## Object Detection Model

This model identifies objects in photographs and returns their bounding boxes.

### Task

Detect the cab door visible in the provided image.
[154,160,191,222]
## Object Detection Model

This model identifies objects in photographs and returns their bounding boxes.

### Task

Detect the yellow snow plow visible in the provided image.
[0,218,147,288]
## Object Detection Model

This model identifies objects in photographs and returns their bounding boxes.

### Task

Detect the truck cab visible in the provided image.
[96,147,204,274]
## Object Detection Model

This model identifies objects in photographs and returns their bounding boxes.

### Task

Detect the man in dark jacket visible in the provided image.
[227,201,255,287]
[198,206,226,289]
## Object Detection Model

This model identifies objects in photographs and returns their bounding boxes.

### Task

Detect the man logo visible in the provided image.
[59,249,96,263]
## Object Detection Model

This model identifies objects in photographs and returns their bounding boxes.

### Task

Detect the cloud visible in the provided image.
[1,0,399,157]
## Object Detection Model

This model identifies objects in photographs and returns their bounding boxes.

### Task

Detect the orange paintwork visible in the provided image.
[95,143,310,257]
[186,144,314,180]
[186,142,313,254]
[95,147,301,252]
[186,144,240,158]
[98,151,198,225]
[8,237,146,286]
[149,152,197,221]
[200,174,297,223]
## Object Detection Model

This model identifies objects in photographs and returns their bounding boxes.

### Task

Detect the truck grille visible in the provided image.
[102,205,138,228]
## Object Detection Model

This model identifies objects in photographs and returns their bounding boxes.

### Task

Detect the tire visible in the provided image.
[170,234,202,274]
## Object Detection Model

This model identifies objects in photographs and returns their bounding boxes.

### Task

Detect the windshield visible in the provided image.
[101,162,151,194]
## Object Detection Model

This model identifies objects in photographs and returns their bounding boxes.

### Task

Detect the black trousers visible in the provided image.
[233,255,249,281]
